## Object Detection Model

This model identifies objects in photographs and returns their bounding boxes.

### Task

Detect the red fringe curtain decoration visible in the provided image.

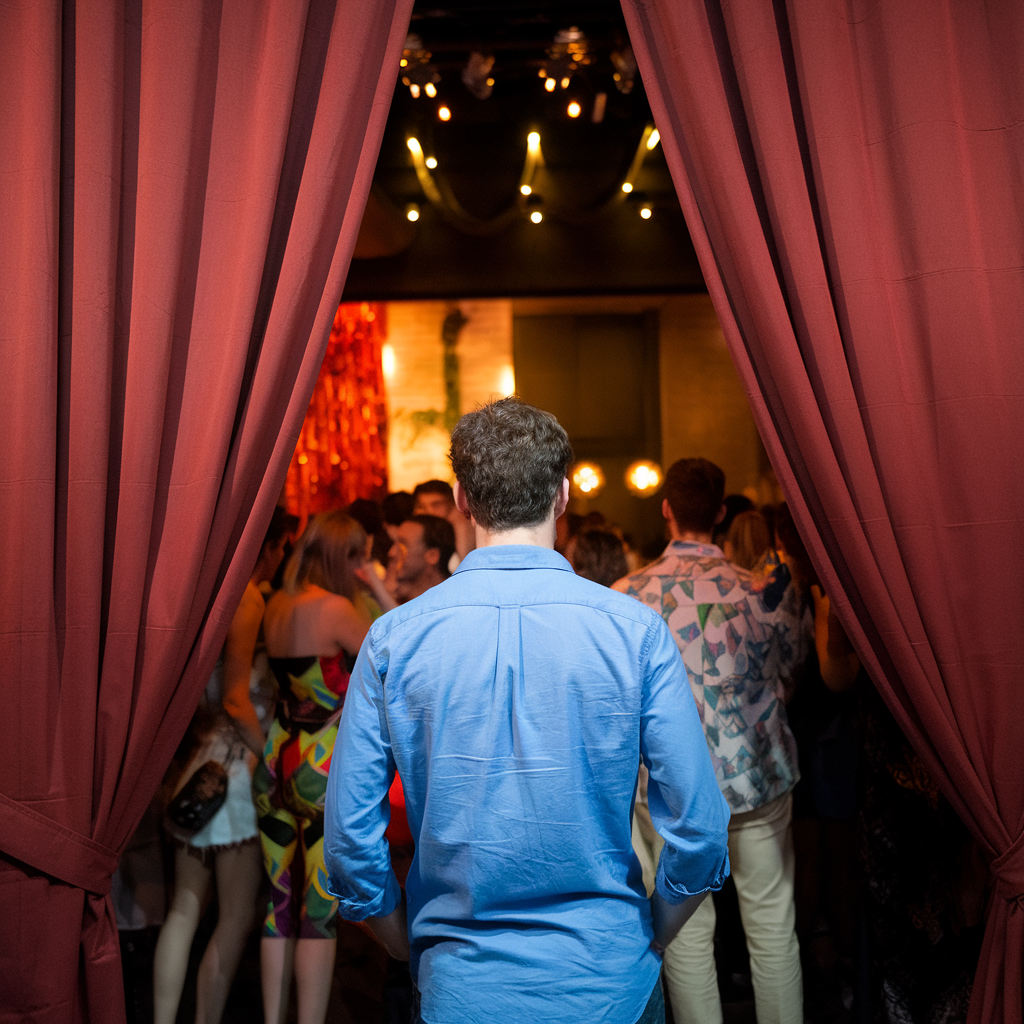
[285,302,389,522]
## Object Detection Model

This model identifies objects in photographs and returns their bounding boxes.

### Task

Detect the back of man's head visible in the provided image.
[410,513,456,579]
[449,397,574,532]
[663,458,726,534]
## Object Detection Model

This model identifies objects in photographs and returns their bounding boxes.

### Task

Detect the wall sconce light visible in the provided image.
[571,462,606,498]
[625,460,663,496]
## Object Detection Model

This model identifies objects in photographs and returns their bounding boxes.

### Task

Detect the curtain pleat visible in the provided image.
[0,1,412,1019]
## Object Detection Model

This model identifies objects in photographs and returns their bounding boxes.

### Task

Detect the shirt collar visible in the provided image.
[453,544,574,574]
[665,540,724,559]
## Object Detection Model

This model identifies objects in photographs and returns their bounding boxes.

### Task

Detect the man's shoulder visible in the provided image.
[369,564,664,639]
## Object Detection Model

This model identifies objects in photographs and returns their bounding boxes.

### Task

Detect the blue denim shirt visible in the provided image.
[325,545,730,1024]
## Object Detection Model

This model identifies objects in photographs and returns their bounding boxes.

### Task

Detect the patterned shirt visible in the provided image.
[620,541,811,813]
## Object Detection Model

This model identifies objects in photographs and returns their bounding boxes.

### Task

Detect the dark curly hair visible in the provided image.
[449,397,574,531]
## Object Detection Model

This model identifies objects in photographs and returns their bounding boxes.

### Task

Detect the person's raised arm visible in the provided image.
[640,619,731,952]
[811,586,860,693]
[355,562,398,613]
[221,582,266,757]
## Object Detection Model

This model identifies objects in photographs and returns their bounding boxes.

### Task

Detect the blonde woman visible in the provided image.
[255,511,393,1024]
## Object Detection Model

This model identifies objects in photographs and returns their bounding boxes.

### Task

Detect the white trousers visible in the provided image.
[661,792,802,1024]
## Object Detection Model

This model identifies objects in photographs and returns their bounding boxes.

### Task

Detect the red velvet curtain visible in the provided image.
[0,1,412,1020]
[622,1,1024,1021]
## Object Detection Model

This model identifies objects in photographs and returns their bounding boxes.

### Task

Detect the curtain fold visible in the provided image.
[621,1,1024,1021]
[0,1,413,1020]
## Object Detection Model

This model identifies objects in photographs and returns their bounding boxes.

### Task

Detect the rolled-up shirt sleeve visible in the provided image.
[640,619,731,904]
[324,632,402,921]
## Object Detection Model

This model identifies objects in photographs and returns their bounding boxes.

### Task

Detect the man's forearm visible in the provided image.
[365,898,410,961]
[651,889,709,952]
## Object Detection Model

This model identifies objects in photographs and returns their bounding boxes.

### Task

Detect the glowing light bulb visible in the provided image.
[409,83,420,98]
[571,462,606,498]
[400,58,408,68]
[640,205,652,219]
[486,77,495,87]
[567,101,581,118]
[520,184,532,196]
[625,460,663,496]
[621,182,633,193]
[538,68,547,78]
[560,77,570,89]
[297,453,308,465]
[425,156,437,169]
[425,82,437,98]
[527,131,541,149]
[545,77,556,93]
[406,137,422,156]
[406,204,420,222]
[647,128,661,150]
[530,210,543,224]
[382,344,396,380]
[438,105,451,121]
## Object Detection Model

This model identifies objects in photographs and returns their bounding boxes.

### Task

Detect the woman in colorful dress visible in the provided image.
[256,510,394,1024]
[154,508,292,1024]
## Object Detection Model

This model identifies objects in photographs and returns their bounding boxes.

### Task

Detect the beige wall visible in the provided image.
[513,294,777,502]
[658,294,777,500]
[384,300,514,492]
[382,294,777,503]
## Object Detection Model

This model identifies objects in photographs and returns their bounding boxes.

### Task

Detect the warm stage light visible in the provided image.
[400,58,408,68]
[407,137,422,156]
[647,128,661,150]
[498,365,516,397]
[409,83,421,98]
[560,77,570,89]
[527,131,541,149]
[545,77,556,93]
[567,101,581,118]
[486,77,495,87]
[571,462,606,498]
[425,156,437,169]
[621,182,633,193]
[438,105,451,121]
[640,205,652,219]
[425,82,437,98]
[530,211,543,224]
[625,460,663,496]
[406,204,420,222]
[520,184,532,195]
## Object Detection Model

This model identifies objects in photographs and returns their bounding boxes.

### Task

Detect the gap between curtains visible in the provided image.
[621,1,1024,1022]
[0,0,413,1020]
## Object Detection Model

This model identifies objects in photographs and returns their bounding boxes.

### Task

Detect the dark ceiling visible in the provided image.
[341,0,705,300]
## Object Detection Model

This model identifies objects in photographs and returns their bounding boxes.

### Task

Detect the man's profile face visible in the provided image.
[413,492,454,519]
[390,520,434,582]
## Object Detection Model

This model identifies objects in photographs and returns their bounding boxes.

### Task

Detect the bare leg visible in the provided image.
[194,841,263,1024]
[154,847,212,1024]
[261,936,296,1024]
[294,938,336,1024]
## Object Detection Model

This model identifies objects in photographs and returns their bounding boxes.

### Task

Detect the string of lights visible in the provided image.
[402,124,660,233]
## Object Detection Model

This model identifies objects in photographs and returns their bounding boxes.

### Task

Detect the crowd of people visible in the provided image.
[114,398,983,1024]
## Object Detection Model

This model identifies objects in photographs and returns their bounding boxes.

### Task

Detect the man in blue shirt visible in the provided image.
[325,398,730,1024]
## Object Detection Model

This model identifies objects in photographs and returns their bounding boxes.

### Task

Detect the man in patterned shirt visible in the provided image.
[615,458,809,1024]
